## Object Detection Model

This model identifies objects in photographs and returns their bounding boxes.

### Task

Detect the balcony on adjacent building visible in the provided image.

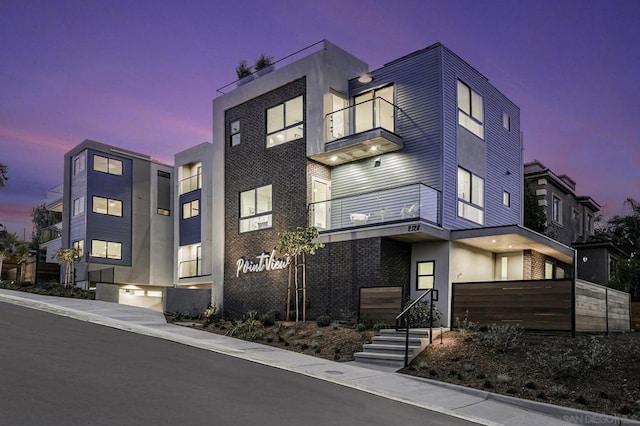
[179,258,202,279]
[179,171,202,195]
[310,97,403,166]
[308,183,440,232]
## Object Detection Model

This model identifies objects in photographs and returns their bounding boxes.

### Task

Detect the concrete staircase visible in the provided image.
[353,328,432,369]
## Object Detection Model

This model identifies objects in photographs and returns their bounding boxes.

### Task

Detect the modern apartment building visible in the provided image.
[61,139,174,310]
[208,41,574,324]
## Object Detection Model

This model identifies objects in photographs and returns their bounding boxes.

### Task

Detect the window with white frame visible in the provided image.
[73,155,85,175]
[502,111,511,131]
[457,80,484,139]
[416,260,435,290]
[503,190,511,207]
[93,155,122,175]
[240,185,272,232]
[73,240,84,257]
[91,240,122,260]
[182,200,200,219]
[230,120,241,146]
[73,197,84,216]
[92,196,122,217]
[552,195,562,224]
[266,96,304,147]
[457,167,484,224]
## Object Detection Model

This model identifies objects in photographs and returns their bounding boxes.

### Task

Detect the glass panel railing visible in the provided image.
[309,183,440,232]
[179,258,202,278]
[325,97,398,143]
[179,174,202,195]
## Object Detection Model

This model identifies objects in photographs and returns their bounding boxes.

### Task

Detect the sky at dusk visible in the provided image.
[1,0,638,237]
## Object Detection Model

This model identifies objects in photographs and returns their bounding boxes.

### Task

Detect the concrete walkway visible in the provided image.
[1,289,637,426]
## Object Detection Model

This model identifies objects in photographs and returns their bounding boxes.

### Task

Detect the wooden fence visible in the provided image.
[451,280,573,330]
[451,279,630,332]
[359,286,403,325]
[575,280,629,332]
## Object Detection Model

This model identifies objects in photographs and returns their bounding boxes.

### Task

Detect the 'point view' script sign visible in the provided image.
[236,250,290,277]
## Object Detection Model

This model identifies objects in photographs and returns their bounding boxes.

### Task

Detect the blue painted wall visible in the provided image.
[179,189,201,246]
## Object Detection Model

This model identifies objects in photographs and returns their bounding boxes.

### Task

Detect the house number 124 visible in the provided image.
[408,225,420,232]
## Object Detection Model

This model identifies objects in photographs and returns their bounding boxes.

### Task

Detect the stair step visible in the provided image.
[353,351,406,367]
[362,343,422,355]
[371,335,426,346]
[379,328,431,338]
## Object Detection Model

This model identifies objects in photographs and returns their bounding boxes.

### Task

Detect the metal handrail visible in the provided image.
[395,288,436,368]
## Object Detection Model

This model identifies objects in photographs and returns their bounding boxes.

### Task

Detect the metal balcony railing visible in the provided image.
[325,97,399,143]
[308,183,441,232]
[179,258,202,279]
[179,173,201,195]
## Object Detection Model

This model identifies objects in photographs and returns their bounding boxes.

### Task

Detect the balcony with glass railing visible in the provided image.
[310,97,403,166]
[179,173,202,195]
[45,184,63,212]
[308,183,440,232]
[179,258,202,279]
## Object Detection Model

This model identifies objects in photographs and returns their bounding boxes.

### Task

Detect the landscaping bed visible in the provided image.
[0,280,95,299]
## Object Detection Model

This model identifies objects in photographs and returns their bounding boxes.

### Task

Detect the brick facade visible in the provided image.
[523,249,546,280]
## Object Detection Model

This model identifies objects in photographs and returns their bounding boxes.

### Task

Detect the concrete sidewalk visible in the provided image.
[0,289,637,426]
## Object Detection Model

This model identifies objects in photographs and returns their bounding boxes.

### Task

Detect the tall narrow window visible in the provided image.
[73,240,84,257]
[457,167,484,224]
[416,261,435,290]
[157,170,171,216]
[240,185,272,232]
[230,120,241,146]
[457,80,484,139]
[73,155,85,175]
[266,96,304,147]
[73,197,84,216]
[502,112,511,131]
[552,195,562,224]
[503,191,511,207]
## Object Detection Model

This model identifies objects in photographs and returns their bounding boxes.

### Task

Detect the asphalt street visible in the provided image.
[0,302,478,426]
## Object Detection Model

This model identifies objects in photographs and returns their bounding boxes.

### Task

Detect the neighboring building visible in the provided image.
[524,160,625,286]
[60,139,174,310]
[210,41,573,324]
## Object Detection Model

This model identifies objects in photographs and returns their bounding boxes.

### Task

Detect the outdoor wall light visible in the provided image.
[374,157,381,168]
[358,73,373,84]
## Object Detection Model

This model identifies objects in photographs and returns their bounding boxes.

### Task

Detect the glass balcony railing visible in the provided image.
[308,183,440,232]
[325,97,399,143]
[179,174,201,195]
[179,258,202,279]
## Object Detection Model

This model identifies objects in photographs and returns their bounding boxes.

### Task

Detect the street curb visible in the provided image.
[403,374,640,425]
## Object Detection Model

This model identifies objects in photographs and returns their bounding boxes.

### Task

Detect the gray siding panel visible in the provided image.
[441,48,521,230]
[331,47,443,201]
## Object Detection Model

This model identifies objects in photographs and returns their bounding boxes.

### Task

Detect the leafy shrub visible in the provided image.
[372,321,391,331]
[456,310,479,334]
[550,384,569,399]
[406,300,441,327]
[479,324,523,352]
[534,349,581,379]
[261,311,276,327]
[225,310,264,340]
[316,315,331,327]
[579,336,612,369]
[355,322,367,332]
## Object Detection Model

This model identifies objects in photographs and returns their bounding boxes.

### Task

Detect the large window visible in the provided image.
[457,80,484,139]
[266,96,304,147]
[73,197,84,216]
[240,185,272,232]
[92,196,122,217]
[416,260,435,290]
[91,240,122,260]
[93,155,123,175]
[182,200,200,219]
[457,167,484,224]
[179,163,202,195]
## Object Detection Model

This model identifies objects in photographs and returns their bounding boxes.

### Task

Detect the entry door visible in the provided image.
[312,177,331,230]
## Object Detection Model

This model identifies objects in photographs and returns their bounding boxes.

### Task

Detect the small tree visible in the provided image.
[55,247,80,289]
[523,184,547,234]
[278,226,324,322]
[0,228,19,280]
